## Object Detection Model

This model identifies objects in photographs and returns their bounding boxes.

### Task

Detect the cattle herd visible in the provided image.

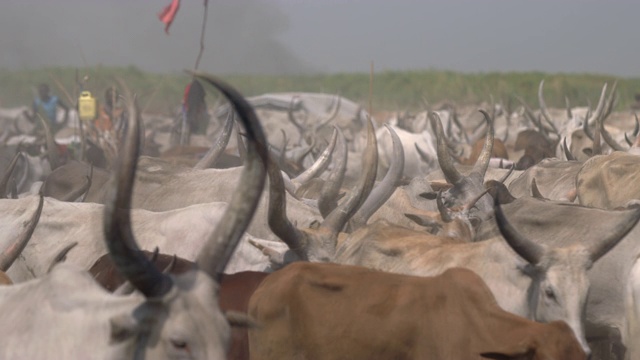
[0,71,639,359]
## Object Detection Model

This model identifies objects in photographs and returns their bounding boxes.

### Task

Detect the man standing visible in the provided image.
[25,83,69,134]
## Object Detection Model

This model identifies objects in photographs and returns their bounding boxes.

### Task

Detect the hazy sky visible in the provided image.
[1,0,638,76]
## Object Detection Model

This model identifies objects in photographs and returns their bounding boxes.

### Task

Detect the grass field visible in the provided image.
[1,66,638,114]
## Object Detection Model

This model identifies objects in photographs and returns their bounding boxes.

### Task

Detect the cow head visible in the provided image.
[429,110,495,222]
[103,72,267,359]
[267,118,378,262]
[494,196,640,355]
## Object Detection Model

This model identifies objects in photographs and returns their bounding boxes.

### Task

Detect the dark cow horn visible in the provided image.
[318,128,348,219]
[191,72,268,278]
[351,124,404,227]
[634,113,640,137]
[562,138,577,161]
[103,88,173,298]
[321,118,378,237]
[588,206,640,263]
[463,188,490,212]
[494,196,545,265]
[0,152,22,199]
[0,193,44,271]
[497,166,514,184]
[625,132,634,147]
[194,110,235,169]
[473,110,494,178]
[430,112,463,184]
[530,178,545,199]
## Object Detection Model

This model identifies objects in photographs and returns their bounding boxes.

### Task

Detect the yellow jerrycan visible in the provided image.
[78,91,98,121]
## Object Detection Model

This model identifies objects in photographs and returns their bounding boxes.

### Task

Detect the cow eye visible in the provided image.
[170,339,188,350]
[544,287,556,300]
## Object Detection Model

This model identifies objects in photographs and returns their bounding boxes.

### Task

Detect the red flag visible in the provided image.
[158,0,181,34]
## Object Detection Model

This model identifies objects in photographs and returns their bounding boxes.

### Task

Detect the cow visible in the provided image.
[576,151,640,210]
[248,262,586,360]
[507,157,582,202]
[88,251,270,360]
[334,195,640,355]
[0,72,269,358]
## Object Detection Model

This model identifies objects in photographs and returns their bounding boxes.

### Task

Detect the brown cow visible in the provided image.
[458,137,509,165]
[248,262,586,360]
[513,129,556,170]
[88,252,268,360]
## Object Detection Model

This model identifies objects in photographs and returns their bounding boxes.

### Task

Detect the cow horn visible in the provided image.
[286,96,305,133]
[588,206,640,263]
[585,83,608,127]
[0,193,44,271]
[37,114,61,170]
[494,196,545,265]
[225,311,260,328]
[352,124,405,227]
[582,110,594,141]
[194,110,235,169]
[321,118,377,237]
[314,95,342,131]
[473,110,494,178]
[60,174,92,202]
[318,128,348,218]
[0,152,21,199]
[292,127,338,188]
[538,80,554,130]
[235,119,247,161]
[634,113,640,136]
[463,188,490,212]
[565,96,573,119]
[191,72,268,278]
[530,178,545,199]
[625,132,634,147]
[430,112,463,184]
[599,87,626,152]
[497,166,514,184]
[562,138,577,161]
[81,165,94,202]
[46,241,78,273]
[103,87,173,298]
[436,191,453,223]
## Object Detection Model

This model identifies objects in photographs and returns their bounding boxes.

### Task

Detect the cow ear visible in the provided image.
[225,311,260,328]
[109,314,142,344]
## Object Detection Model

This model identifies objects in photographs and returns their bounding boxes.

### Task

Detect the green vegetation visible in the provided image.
[1,66,638,113]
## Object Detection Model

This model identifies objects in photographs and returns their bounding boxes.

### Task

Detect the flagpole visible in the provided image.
[194,0,209,71]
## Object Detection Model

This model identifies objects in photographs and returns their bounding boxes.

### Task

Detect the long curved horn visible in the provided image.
[321,118,377,237]
[634,113,639,136]
[625,132,634,147]
[292,137,316,169]
[292,127,338,188]
[60,174,92,202]
[582,110,594,141]
[599,97,626,152]
[0,152,21,199]
[286,96,305,133]
[266,152,310,260]
[585,83,608,127]
[473,110,494,178]
[538,80,554,130]
[430,112,463,184]
[37,113,61,170]
[0,193,44,271]
[351,124,405,227]
[46,241,78,273]
[318,128,348,218]
[191,72,269,277]
[494,196,545,265]
[194,110,234,169]
[462,188,490,212]
[588,206,640,263]
[497,166,514,184]
[103,88,172,298]
[563,137,577,161]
